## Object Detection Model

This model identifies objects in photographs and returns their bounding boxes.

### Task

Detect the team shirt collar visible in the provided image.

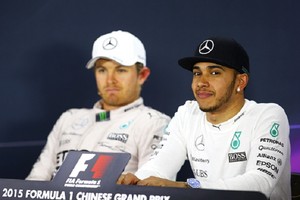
[205,99,250,131]
[93,98,143,122]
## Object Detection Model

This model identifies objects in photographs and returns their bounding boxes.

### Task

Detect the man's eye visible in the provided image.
[211,71,220,75]
[117,68,127,72]
[193,72,201,76]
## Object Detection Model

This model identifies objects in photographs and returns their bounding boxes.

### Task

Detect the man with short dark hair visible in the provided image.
[118,37,291,200]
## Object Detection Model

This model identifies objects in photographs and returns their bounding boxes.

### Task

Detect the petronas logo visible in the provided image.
[270,123,279,137]
[231,131,241,150]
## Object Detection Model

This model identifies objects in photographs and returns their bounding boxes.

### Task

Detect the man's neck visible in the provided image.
[206,98,245,125]
[100,98,140,111]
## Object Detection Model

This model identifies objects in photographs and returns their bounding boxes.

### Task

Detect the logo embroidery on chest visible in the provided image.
[230,131,242,150]
[195,135,205,151]
[72,116,90,130]
[228,152,247,163]
[96,112,110,122]
[107,133,129,143]
[270,123,280,137]
[119,120,132,129]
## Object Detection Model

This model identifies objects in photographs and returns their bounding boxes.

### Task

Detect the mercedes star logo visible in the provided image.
[102,37,118,50]
[199,39,214,54]
[195,135,205,151]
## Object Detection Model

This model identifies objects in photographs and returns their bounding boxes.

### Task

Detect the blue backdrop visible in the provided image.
[0,0,299,179]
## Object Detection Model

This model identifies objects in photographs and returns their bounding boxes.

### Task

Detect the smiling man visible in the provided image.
[26,30,170,181]
[118,37,291,200]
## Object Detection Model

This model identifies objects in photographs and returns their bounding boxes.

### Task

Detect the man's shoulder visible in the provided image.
[177,100,201,113]
[182,100,199,108]
[246,100,285,113]
[244,100,288,123]
[59,107,94,119]
[138,105,171,121]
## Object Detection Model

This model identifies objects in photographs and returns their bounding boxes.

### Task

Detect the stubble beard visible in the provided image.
[198,80,236,113]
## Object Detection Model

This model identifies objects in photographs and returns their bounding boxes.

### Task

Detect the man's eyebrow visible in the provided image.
[94,64,124,69]
[192,65,225,71]
[207,65,225,71]
[116,65,126,68]
[94,65,104,69]
[192,65,200,70]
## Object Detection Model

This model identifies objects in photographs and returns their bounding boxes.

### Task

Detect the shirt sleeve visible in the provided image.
[135,105,188,180]
[25,110,71,181]
[200,104,290,198]
[133,111,170,170]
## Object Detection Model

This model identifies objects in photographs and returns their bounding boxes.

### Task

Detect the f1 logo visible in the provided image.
[69,153,113,179]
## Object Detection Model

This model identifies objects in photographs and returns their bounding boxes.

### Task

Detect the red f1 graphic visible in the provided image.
[69,153,113,179]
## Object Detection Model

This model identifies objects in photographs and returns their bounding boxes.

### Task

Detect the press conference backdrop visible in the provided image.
[0,0,299,179]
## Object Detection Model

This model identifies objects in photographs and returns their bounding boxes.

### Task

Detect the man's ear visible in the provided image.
[138,67,151,85]
[236,73,249,91]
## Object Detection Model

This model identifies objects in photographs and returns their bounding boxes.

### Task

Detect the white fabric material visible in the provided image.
[135,99,291,200]
[27,98,170,181]
[86,30,146,69]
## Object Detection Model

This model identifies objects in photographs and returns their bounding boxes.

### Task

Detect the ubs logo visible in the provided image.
[193,169,208,178]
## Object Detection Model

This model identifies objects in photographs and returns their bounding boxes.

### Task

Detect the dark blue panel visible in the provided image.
[0,0,299,179]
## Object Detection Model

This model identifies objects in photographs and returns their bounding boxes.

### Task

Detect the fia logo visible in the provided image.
[69,153,112,179]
